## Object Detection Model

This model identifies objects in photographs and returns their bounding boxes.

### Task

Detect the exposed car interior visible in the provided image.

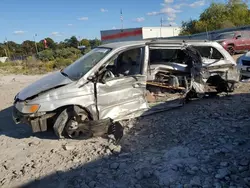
[146,48,192,103]
[146,46,228,103]
[99,44,232,104]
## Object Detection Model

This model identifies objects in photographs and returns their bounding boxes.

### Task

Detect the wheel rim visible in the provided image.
[65,115,90,139]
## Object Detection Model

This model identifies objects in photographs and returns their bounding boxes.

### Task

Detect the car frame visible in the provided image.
[12,39,240,139]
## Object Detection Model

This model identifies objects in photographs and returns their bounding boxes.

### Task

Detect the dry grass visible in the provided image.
[233,54,243,61]
[0,62,52,75]
[0,58,73,75]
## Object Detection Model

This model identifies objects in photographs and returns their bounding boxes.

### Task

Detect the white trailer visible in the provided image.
[100,27,181,44]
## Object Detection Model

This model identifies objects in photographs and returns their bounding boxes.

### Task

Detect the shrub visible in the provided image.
[0,62,10,67]
[54,47,81,59]
[54,58,73,69]
[55,48,73,59]
[45,61,56,72]
[38,49,55,61]
[25,56,43,68]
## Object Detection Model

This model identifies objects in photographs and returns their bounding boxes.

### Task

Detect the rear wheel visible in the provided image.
[227,45,235,55]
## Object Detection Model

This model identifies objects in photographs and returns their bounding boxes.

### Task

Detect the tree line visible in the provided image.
[180,0,250,35]
[1,0,250,61]
[0,36,101,61]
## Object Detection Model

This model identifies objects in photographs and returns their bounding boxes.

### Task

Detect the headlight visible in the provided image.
[22,104,40,114]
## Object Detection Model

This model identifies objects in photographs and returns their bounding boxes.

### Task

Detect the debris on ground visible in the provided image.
[0,74,250,188]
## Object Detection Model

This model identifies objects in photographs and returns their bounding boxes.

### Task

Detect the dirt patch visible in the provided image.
[233,54,243,61]
[0,74,249,188]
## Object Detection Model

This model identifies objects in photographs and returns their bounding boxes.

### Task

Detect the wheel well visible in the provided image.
[206,75,228,92]
[207,75,223,84]
[227,43,235,47]
[53,105,93,120]
[47,105,93,129]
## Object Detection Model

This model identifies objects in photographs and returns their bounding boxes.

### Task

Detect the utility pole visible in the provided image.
[4,37,10,58]
[33,34,38,55]
[160,17,163,38]
[120,9,123,30]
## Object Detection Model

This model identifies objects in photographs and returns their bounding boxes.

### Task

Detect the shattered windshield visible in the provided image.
[62,47,111,80]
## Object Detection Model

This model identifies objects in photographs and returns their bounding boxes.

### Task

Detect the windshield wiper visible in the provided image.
[60,70,72,80]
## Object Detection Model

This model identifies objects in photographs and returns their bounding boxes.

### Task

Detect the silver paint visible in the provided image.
[13,40,240,131]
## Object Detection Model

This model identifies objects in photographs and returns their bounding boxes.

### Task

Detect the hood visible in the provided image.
[240,51,250,60]
[17,71,73,101]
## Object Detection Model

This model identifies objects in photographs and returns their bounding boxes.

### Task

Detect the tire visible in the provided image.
[226,81,235,93]
[227,45,235,56]
[53,106,91,139]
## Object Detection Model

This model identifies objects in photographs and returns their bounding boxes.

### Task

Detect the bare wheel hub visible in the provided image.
[65,119,81,138]
[65,113,92,139]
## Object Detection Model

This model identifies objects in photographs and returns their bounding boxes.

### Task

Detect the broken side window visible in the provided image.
[192,46,224,60]
[106,47,144,77]
[149,48,192,65]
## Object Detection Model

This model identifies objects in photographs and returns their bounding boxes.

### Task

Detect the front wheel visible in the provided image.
[53,106,92,139]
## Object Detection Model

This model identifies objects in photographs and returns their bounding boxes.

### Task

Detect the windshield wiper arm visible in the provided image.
[60,70,72,79]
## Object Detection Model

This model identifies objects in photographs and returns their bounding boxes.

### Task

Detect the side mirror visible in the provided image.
[87,71,106,84]
[87,75,95,81]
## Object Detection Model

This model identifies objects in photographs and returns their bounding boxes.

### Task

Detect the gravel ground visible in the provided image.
[0,73,250,188]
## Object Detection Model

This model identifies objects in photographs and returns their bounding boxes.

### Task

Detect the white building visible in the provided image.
[100,27,181,44]
[0,57,8,63]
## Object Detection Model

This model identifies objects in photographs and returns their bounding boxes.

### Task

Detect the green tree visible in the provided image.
[65,36,78,48]
[179,19,198,35]
[6,41,23,57]
[37,42,45,52]
[38,38,56,50]
[44,38,56,49]
[179,0,250,35]
[21,40,36,56]
[38,49,55,61]
[57,42,67,49]
[226,0,250,26]
[2,36,100,60]
[89,38,101,48]
[0,44,7,57]
[80,39,90,47]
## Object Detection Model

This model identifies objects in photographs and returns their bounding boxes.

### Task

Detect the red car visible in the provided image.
[215,30,250,55]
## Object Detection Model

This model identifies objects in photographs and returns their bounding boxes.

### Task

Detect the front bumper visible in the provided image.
[240,70,250,78]
[12,106,28,124]
[12,106,55,133]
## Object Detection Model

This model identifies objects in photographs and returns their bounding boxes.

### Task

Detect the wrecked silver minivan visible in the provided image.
[12,39,240,139]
